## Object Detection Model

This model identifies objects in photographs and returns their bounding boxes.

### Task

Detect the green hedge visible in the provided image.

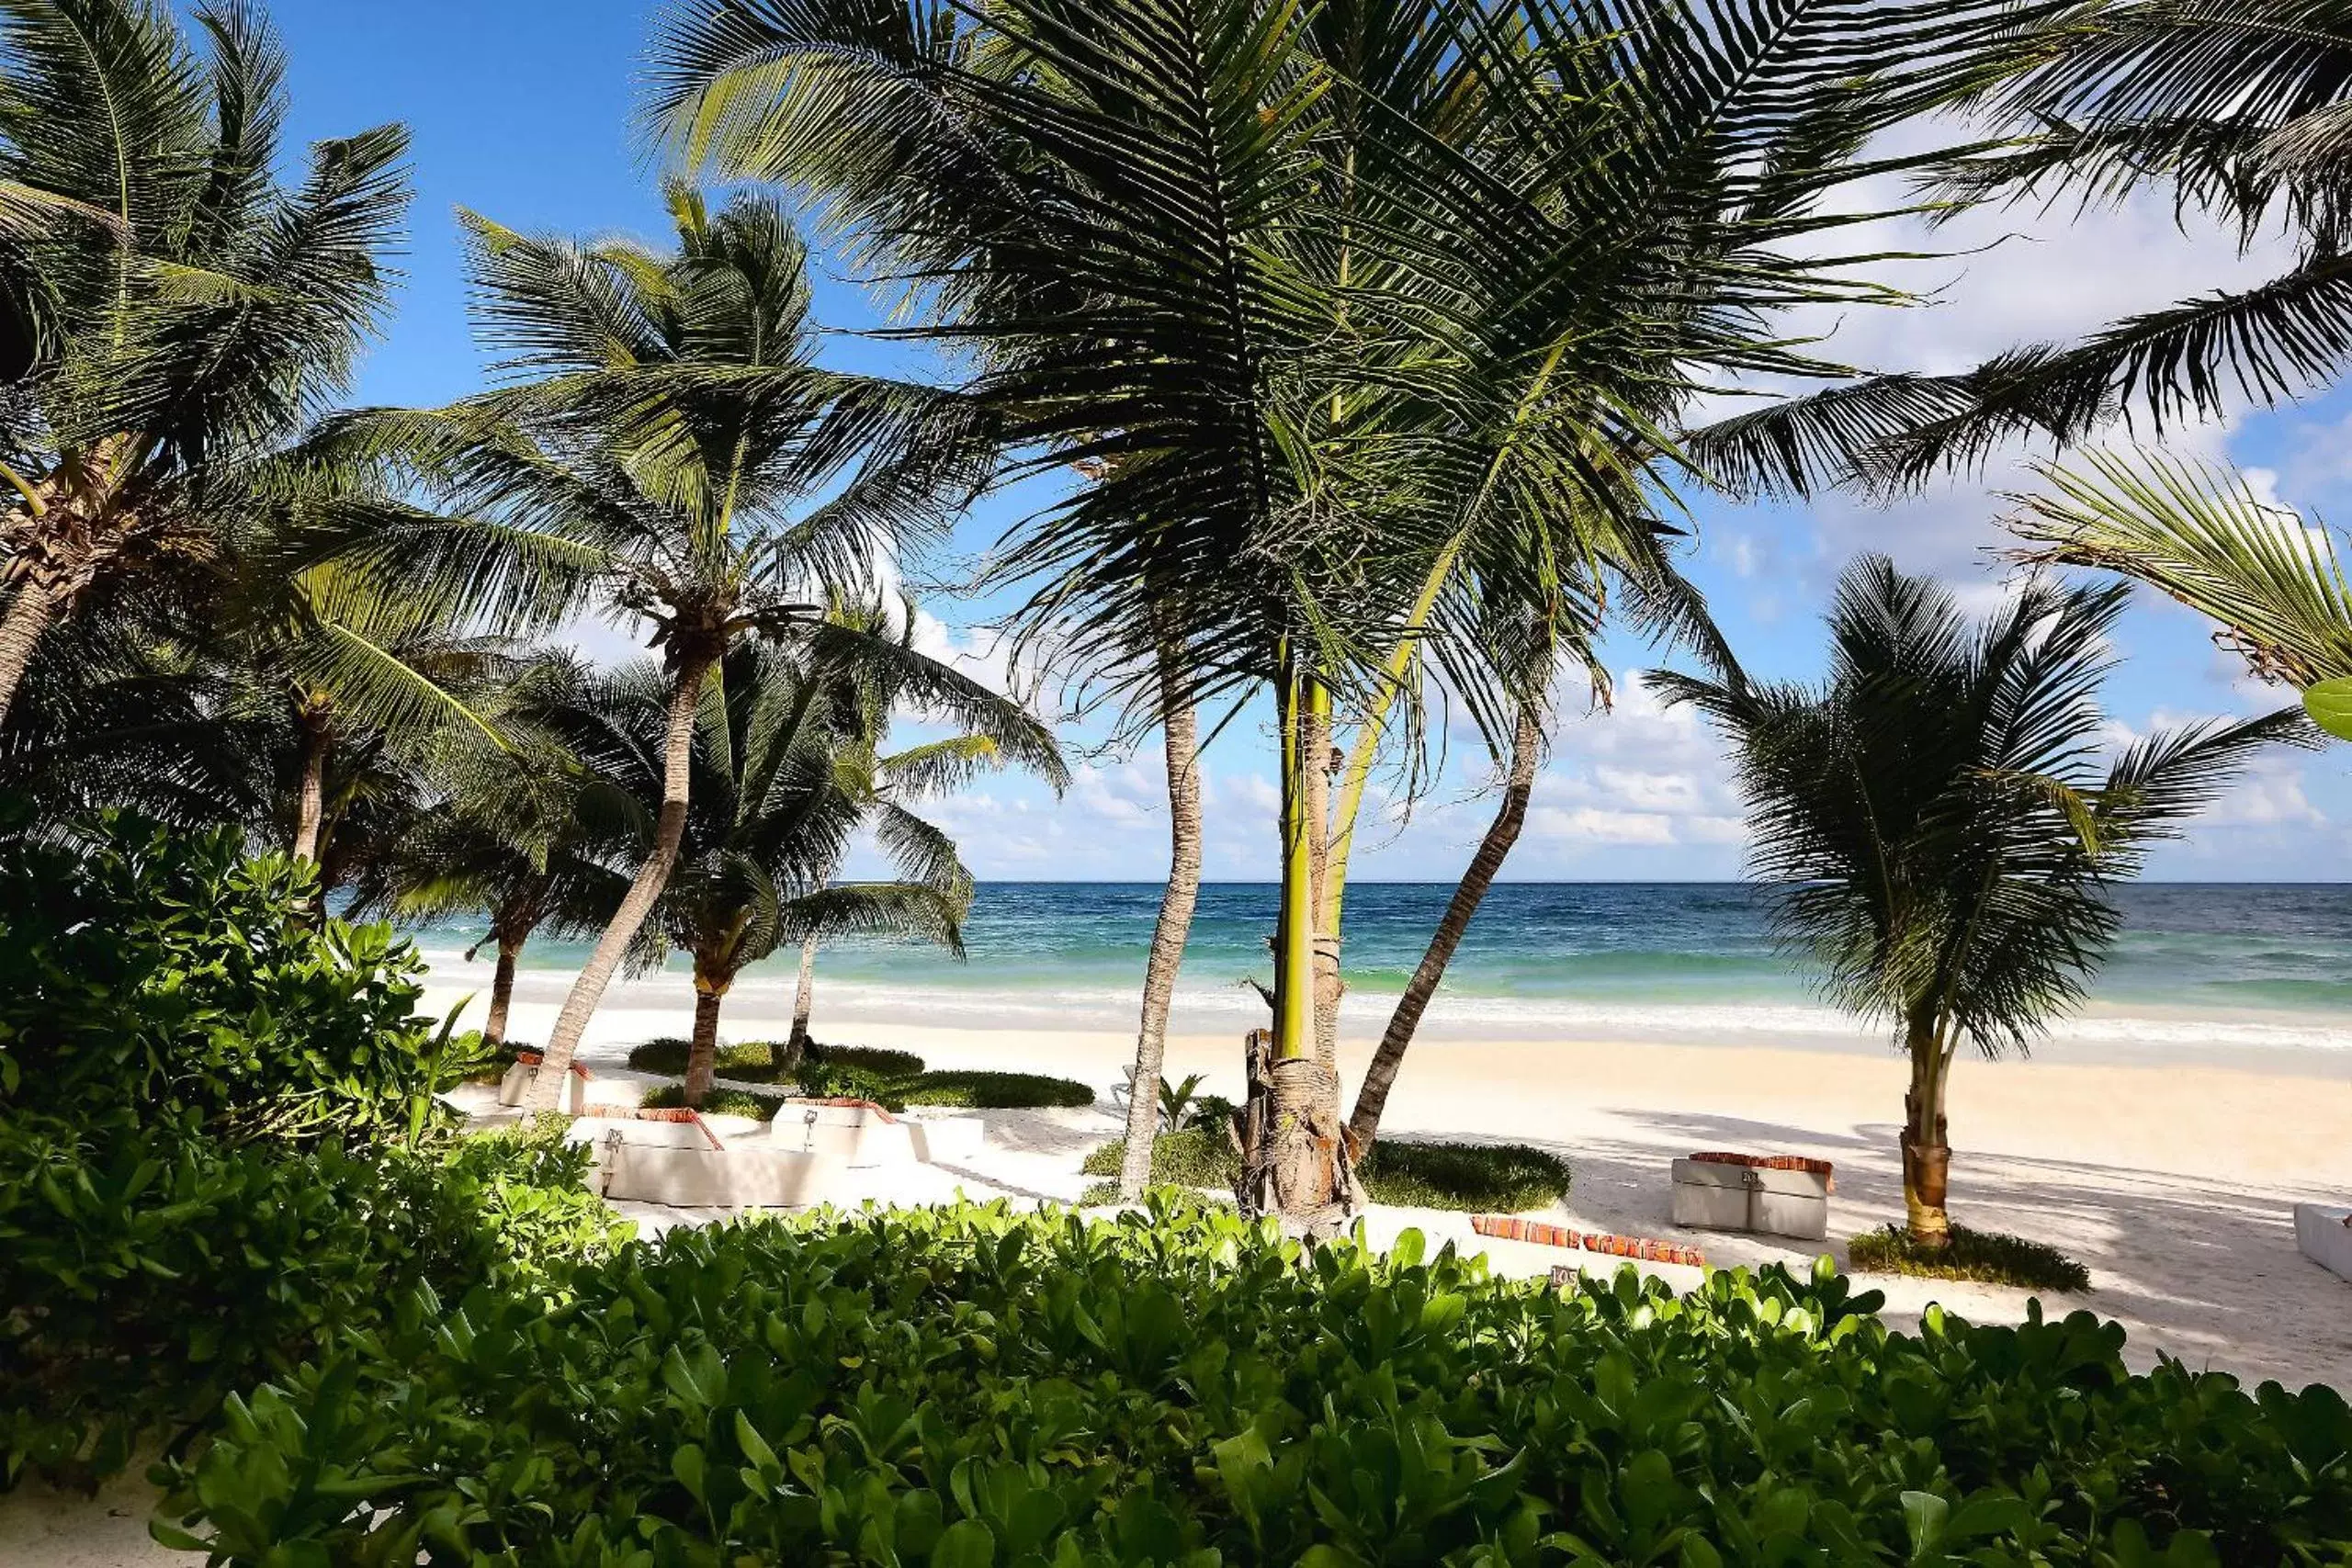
[0,1115,627,1487]
[157,1199,2351,1563]
[1081,1132,1571,1211]
[1849,1224,2092,1292]
[625,1039,928,1084]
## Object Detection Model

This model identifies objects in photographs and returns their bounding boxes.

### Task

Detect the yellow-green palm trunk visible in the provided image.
[1273,655,1317,1062]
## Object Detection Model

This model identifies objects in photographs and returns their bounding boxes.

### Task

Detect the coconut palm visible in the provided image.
[0,0,410,721]
[1656,556,2306,1246]
[650,0,2032,1220]
[310,186,1025,1108]
[2009,450,2352,740]
[1699,0,2352,496]
[606,634,1040,1107]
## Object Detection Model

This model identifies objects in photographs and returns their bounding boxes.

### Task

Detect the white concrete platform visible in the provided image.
[1670,1157,1830,1242]
[2294,1202,2352,1283]
[497,1058,590,1114]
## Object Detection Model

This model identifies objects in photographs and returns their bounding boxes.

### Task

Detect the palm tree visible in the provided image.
[1697,0,2352,496]
[312,187,1023,1108]
[650,0,2047,1222]
[0,0,409,721]
[1656,556,2305,1246]
[2009,450,2352,739]
[346,655,639,1048]
[606,633,1040,1107]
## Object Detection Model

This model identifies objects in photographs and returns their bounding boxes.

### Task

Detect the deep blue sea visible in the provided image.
[413,882,2352,1056]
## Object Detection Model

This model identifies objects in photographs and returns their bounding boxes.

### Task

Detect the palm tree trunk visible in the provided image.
[485,932,524,1048]
[1118,649,1204,1201]
[1348,705,1540,1153]
[1903,1029,1954,1247]
[684,974,728,1108]
[0,577,56,727]
[777,931,820,1074]
[289,711,333,863]
[1303,677,1342,1089]
[525,649,715,1110]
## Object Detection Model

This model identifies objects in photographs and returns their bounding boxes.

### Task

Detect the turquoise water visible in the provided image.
[413,882,2352,1055]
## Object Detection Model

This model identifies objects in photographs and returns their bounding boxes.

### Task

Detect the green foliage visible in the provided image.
[0,814,449,1143]
[892,1069,1095,1110]
[0,1114,626,1488]
[628,1038,933,1085]
[640,1083,786,1120]
[1358,1141,1575,1213]
[1082,1134,1571,1212]
[156,1200,2352,1563]
[1849,1224,2093,1293]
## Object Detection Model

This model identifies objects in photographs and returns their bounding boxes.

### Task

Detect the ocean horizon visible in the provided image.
[412,880,2352,1060]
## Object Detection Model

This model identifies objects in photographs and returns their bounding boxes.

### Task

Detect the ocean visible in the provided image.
[411,882,2352,1060]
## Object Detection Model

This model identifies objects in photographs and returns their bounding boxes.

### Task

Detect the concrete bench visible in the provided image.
[497,1056,590,1115]
[904,1112,985,1164]
[1671,1156,1831,1242]
[765,1100,919,1167]
[2295,1203,2352,1283]
[565,1113,854,1209]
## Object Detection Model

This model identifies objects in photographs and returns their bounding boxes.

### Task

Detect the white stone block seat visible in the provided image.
[765,1098,921,1168]
[497,1051,592,1115]
[1670,1152,1833,1242]
[903,1111,986,1165]
[564,1107,854,1209]
[2295,1203,2352,1283]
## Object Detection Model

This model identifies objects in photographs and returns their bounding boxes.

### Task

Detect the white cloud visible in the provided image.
[1530,806,1680,845]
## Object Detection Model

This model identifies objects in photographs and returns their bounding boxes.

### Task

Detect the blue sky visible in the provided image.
[261,0,2352,882]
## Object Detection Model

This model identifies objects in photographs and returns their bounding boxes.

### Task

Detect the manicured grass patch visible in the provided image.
[1849,1224,2091,1292]
[1359,1139,1572,1212]
[625,1037,788,1078]
[624,1038,928,1087]
[638,1083,785,1121]
[159,1198,2352,1563]
[1079,1132,1569,1212]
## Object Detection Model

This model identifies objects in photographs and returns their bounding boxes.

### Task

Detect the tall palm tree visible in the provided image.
[650,0,2048,1222]
[0,0,409,721]
[2010,450,2352,739]
[1656,556,2305,1246]
[607,635,1032,1107]
[312,187,1024,1108]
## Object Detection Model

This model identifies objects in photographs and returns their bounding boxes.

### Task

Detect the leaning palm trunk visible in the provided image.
[776,931,820,1075]
[1117,654,1204,1201]
[1903,1025,1955,1247]
[485,931,524,1048]
[684,969,730,1107]
[1348,705,1540,1153]
[289,711,333,863]
[526,651,715,1109]
[0,578,56,725]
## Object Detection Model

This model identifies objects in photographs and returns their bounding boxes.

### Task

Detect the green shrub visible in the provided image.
[0,1114,627,1487]
[640,1083,785,1120]
[0,813,448,1144]
[1080,1133,1569,1212]
[1849,1224,2092,1292]
[156,1199,2352,1564]
[1357,1140,1573,1212]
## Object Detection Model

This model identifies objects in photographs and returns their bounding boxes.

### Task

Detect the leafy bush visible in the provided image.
[157,1199,2352,1564]
[1081,1133,1570,1212]
[0,813,447,1144]
[0,1114,627,1486]
[1850,1224,2092,1292]
[640,1083,786,1120]
[447,1030,534,1085]
[898,1068,1095,1109]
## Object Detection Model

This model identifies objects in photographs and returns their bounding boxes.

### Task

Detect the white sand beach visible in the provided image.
[435,964,2352,1393]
